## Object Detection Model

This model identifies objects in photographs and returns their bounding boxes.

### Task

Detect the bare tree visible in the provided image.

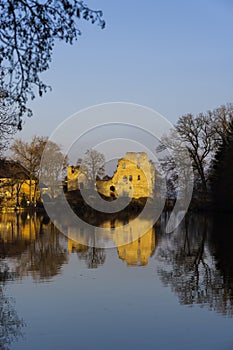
[157,128,194,200]
[211,103,233,140]
[40,140,68,199]
[158,105,233,198]
[0,0,105,123]
[176,104,233,192]
[12,136,68,203]
[175,113,217,192]
[0,160,29,207]
[11,136,48,204]
[0,98,19,154]
[77,149,105,188]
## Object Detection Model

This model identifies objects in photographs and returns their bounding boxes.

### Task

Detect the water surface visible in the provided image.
[0,212,233,350]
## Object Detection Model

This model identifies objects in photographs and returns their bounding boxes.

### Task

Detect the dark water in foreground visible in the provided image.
[0,211,233,350]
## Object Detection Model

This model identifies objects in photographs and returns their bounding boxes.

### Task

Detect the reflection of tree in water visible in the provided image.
[14,223,68,281]
[68,224,106,269]
[77,247,106,269]
[208,213,233,315]
[157,213,233,316]
[0,262,25,350]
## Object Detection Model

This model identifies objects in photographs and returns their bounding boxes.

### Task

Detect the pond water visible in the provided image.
[0,211,233,350]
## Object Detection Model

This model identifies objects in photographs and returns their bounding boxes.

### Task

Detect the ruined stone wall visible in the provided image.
[97,152,155,199]
[67,152,156,198]
[67,166,87,191]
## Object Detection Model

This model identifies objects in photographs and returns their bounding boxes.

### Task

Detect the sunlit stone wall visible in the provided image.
[96,152,155,199]
[67,165,88,191]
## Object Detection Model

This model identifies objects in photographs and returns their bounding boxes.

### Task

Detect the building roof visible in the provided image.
[0,159,30,179]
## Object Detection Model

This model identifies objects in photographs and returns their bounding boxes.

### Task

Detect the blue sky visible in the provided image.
[16,0,233,142]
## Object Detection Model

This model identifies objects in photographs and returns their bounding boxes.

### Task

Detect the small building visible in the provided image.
[0,159,37,209]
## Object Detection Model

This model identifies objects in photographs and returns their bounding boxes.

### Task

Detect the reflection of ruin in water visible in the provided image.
[0,212,158,273]
[101,218,157,266]
[1,212,233,317]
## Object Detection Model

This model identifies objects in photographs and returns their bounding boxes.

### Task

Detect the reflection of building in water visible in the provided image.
[57,221,93,252]
[101,218,156,266]
[0,213,69,280]
[117,227,156,266]
[67,237,88,253]
[0,213,37,241]
[67,152,156,199]
[0,213,37,257]
[57,214,157,266]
